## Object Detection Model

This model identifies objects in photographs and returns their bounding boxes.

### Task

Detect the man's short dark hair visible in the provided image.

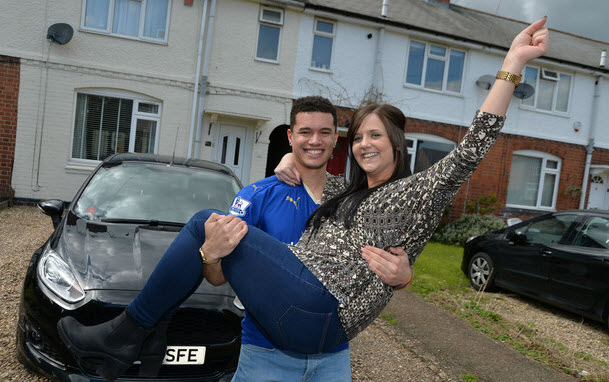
[289,96,337,130]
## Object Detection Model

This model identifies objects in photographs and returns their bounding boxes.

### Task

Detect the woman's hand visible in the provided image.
[201,213,248,263]
[274,153,301,187]
[362,245,412,287]
[480,17,549,116]
[502,16,549,75]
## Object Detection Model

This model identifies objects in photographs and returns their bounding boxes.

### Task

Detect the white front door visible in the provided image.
[588,174,609,210]
[215,124,247,182]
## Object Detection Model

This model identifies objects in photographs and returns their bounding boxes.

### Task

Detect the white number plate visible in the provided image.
[162,346,206,365]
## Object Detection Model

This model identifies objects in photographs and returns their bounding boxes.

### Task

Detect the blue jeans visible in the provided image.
[232,344,351,382]
[129,209,347,354]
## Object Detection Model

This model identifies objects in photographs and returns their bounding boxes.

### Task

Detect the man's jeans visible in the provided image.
[232,344,351,382]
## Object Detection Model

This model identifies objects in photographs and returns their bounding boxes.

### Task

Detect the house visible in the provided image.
[287,0,609,219]
[2,0,608,222]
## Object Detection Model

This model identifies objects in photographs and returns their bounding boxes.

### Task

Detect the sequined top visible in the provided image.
[289,111,505,340]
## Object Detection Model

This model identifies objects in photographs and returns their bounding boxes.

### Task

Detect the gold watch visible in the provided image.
[496,70,522,87]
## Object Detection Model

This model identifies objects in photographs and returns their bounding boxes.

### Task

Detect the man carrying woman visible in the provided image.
[58,17,549,381]
[205,96,412,381]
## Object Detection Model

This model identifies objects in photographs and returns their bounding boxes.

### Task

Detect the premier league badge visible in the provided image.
[229,197,251,217]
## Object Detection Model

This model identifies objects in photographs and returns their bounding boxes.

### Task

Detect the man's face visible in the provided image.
[287,112,338,170]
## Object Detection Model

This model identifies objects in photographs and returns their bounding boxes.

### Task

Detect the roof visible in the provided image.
[301,0,609,72]
[104,153,239,177]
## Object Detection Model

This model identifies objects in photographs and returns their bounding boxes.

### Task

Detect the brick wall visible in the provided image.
[0,55,19,200]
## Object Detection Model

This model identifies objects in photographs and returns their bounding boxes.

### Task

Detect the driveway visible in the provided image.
[0,206,592,381]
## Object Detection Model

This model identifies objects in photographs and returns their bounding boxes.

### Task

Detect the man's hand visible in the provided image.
[274,153,301,186]
[201,213,248,263]
[362,245,411,287]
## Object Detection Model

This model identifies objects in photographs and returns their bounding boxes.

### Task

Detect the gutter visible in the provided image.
[187,0,209,159]
[193,0,217,158]
[302,3,609,75]
[579,74,603,209]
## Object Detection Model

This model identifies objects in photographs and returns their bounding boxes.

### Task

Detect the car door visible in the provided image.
[497,214,578,297]
[546,215,609,316]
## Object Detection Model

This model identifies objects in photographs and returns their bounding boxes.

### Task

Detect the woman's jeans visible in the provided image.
[128,209,346,354]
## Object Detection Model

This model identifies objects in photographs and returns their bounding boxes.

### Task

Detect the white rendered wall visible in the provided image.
[203,0,303,184]
[13,63,195,201]
[292,13,609,149]
[4,0,206,201]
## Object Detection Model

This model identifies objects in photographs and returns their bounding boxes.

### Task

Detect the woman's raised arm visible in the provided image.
[481,17,549,116]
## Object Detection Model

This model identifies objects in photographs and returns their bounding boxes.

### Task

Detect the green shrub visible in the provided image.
[432,214,506,246]
[465,194,500,215]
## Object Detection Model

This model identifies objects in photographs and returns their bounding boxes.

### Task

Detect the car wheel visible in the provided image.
[468,253,496,292]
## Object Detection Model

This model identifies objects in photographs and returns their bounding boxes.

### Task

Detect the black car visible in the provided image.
[462,210,609,329]
[16,153,245,381]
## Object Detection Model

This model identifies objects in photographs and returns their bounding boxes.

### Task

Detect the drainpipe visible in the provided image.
[579,50,605,209]
[187,0,209,159]
[193,0,216,158]
[371,0,388,98]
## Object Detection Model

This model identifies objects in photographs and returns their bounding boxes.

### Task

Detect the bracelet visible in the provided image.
[394,267,414,290]
[199,246,221,265]
[496,70,522,87]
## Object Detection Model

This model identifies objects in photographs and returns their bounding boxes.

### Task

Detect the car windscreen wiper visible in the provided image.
[100,218,184,227]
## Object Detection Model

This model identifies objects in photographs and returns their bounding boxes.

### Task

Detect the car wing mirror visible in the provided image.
[38,199,64,229]
[507,230,526,244]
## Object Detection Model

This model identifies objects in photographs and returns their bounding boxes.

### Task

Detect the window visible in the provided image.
[256,7,283,62]
[82,0,170,42]
[405,134,455,174]
[573,216,609,249]
[311,19,335,70]
[72,91,161,161]
[506,151,561,209]
[518,214,577,245]
[521,66,572,113]
[405,41,465,93]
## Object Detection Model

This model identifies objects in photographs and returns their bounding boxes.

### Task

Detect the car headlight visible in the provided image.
[466,236,478,243]
[37,248,85,303]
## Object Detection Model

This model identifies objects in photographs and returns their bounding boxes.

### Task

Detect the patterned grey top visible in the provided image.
[289,111,505,340]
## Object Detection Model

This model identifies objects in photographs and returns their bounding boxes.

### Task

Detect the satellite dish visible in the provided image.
[475,75,494,90]
[513,83,535,100]
[47,23,74,45]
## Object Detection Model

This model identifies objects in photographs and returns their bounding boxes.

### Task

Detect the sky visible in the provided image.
[451,0,609,43]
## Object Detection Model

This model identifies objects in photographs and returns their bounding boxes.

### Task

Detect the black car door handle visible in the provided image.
[541,249,552,256]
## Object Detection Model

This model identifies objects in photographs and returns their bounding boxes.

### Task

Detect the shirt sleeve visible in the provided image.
[322,173,347,203]
[229,184,264,227]
[395,111,505,263]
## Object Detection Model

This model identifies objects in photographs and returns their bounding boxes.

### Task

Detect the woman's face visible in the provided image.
[352,113,396,188]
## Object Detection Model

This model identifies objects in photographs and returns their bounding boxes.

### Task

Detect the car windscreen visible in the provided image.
[73,162,241,224]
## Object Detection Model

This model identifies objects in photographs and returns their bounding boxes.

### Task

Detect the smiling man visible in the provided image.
[203,96,412,381]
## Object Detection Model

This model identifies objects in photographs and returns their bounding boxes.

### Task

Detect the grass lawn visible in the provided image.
[406,241,608,382]
[410,241,470,297]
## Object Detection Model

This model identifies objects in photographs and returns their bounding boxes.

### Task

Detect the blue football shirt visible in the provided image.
[228,175,348,351]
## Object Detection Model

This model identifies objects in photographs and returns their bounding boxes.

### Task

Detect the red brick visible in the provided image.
[0,55,19,198]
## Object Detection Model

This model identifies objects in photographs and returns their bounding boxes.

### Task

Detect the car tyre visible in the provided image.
[468,253,496,292]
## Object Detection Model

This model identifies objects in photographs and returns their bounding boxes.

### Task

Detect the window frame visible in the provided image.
[404,133,456,174]
[70,89,162,164]
[80,0,172,43]
[520,65,573,114]
[309,18,337,72]
[404,39,466,94]
[254,6,284,63]
[506,150,561,211]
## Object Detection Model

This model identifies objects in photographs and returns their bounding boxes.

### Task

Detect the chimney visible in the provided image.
[381,0,388,17]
